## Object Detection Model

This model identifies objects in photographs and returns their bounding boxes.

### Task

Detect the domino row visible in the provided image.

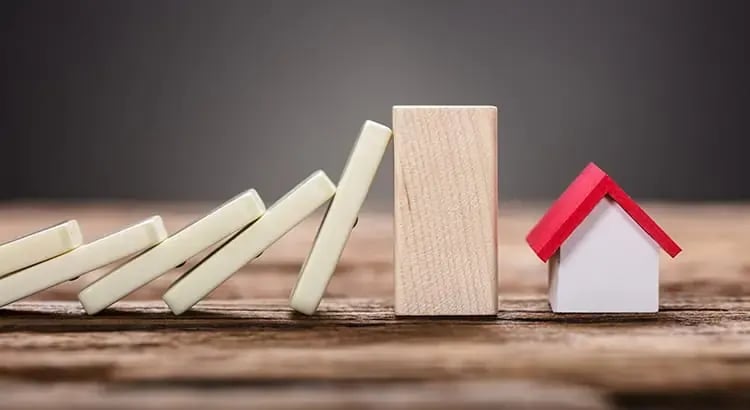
[0,121,393,315]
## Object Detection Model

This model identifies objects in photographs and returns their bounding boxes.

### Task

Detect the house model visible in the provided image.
[526,163,681,313]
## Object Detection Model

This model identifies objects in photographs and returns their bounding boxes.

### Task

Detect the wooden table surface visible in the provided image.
[0,202,748,409]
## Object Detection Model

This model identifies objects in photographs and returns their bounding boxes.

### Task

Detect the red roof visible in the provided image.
[526,163,681,262]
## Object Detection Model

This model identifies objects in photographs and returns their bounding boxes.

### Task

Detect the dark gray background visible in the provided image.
[2,0,748,204]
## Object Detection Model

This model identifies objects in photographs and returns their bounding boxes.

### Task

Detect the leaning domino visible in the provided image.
[289,121,392,314]
[0,220,83,278]
[163,170,336,315]
[0,216,167,307]
[77,189,266,314]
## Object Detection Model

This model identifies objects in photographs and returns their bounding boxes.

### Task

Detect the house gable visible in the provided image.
[549,197,659,312]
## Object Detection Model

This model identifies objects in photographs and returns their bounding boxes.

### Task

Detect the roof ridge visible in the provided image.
[526,163,681,262]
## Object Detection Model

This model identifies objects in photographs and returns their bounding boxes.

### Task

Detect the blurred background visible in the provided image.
[1,0,749,204]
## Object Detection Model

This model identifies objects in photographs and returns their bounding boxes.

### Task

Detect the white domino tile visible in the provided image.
[0,216,168,307]
[163,170,336,315]
[0,220,83,278]
[289,121,392,314]
[78,189,266,314]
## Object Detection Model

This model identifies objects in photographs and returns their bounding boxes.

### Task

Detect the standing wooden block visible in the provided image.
[393,106,498,316]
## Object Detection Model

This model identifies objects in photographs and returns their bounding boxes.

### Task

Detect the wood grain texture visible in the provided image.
[0,297,747,409]
[0,202,748,409]
[393,106,498,315]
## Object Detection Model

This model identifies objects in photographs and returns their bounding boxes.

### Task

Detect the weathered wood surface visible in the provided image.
[0,202,748,409]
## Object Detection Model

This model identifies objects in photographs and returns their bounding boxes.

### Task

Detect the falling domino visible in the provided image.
[0,216,168,307]
[0,220,83,278]
[163,170,336,315]
[289,121,392,315]
[77,189,266,314]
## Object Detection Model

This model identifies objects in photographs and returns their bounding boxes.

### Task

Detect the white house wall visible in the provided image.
[550,197,660,313]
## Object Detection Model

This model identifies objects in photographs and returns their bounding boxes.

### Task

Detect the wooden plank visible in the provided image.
[0,203,748,408]
[0,381,609,410]
[0,297,746,408]
[393,106,498,315]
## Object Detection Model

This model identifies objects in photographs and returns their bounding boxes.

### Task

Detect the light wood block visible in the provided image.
[393,105,498,316]
[0,220,83,278]
[0,217,167,307]
[289,121,392,315]
[163,171,336,315]
[77,189,266,314]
